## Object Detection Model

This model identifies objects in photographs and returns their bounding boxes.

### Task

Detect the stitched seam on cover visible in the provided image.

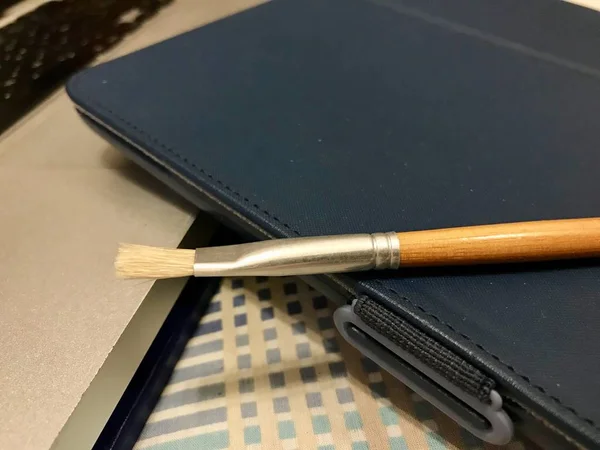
[71,76,598,430]
[503,395,585,449]
[371,280,597,429]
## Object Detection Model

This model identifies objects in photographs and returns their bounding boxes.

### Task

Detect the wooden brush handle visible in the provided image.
[397,218,600,266]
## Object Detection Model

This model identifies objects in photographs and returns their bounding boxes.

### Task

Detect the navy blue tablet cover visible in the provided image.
[67,0,600,446]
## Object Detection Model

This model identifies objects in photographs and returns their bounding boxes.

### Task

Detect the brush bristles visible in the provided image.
[115,244,196,279]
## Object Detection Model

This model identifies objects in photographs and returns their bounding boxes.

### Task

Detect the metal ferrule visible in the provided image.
[193,232,400,277]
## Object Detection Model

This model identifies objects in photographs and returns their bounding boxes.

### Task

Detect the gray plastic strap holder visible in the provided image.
[334,302,514,445]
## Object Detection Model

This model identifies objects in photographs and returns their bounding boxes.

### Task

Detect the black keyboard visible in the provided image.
[0,0,172,136]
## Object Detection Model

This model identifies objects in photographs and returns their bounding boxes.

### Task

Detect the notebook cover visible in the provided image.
[66,0,600,446]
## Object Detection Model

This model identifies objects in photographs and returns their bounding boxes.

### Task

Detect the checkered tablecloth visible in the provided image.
[134,277,527,450]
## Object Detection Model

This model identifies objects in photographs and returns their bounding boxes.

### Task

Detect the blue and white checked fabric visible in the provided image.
[134,277,527,450]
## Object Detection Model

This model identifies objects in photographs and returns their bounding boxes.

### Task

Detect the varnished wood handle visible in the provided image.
[397,218,600,266]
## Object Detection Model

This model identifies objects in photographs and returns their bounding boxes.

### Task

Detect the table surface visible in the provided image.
[0,1,263,449]
[1,0,599,449]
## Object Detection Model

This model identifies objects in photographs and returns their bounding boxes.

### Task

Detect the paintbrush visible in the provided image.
[115,218,600,279]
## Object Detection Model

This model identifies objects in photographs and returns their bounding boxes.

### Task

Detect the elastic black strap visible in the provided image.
[354,296,494,404]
